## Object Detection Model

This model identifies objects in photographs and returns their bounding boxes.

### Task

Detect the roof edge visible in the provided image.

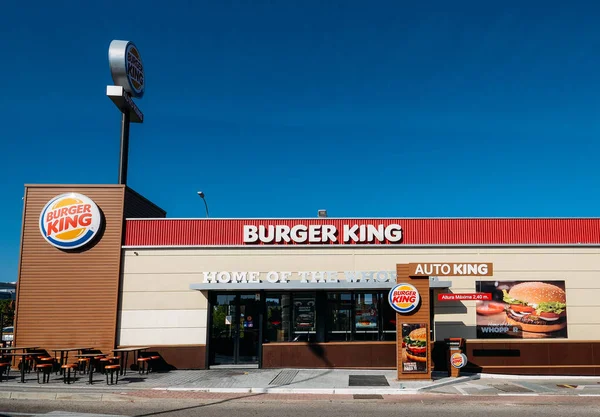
[125,186,167,216]
[124,217,600,221]
[122,243,600,249]
[25,184,125,188]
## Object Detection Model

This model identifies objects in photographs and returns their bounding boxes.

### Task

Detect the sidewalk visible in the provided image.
[0,368,599,401]
[0,368,459,396]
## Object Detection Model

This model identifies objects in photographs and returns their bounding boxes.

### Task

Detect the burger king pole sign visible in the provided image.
[107,40,145,124]
[107,39,145,185]
[39,193,102,250]
[108,40,145,99]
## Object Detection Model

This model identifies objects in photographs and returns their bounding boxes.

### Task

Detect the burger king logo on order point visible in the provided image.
[39,193,102,250]
[451,352,468,368]
[388,283,420,314]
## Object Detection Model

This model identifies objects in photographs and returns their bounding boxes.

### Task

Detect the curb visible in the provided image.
[0,392,135,402]
[0,388,423,399]
[152,387,421,395]
[463,372,600,381]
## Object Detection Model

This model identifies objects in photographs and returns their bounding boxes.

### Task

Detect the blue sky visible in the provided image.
[1,1,600,281]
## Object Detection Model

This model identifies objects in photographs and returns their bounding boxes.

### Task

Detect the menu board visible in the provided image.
[293,297,315,332]
[476,280,567,339]
[356,302,378,330]
[401,323,428,373]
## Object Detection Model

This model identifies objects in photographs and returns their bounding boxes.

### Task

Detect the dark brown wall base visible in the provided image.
[456,341,600,376]
[116,341,600,374]
[117,345,206,370]
[262,342,396,368]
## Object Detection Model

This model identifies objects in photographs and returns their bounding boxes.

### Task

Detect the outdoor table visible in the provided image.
[0,346,39,352]
[112,346,150,376]
[0,347,40,360]
[4,352,43,383]
[50,347,94,375]
[75,353,107,385]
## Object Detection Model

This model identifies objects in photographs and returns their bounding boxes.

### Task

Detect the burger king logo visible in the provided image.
[108,40,145,99]
[451,352,467,369]
[388,283,420,314]
[39,193,102,250]
[125,43,144,98]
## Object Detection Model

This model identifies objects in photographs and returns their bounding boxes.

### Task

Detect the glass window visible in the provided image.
[292,293,316,342]
[380,291,397,341]
[354,292,379,340]
[261,290,400,343]
[327,293,353,341]
[265,293,290,342]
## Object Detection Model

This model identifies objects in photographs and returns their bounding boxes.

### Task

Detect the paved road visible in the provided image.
[0,395,599,417]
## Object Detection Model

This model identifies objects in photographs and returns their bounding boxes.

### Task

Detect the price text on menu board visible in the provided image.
[438,293,492,301]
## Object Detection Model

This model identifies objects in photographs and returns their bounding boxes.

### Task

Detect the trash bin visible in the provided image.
[445,338,466,377]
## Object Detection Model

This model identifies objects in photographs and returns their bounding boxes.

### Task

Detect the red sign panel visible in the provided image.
[123,218,600,247]
[438,293,492,302]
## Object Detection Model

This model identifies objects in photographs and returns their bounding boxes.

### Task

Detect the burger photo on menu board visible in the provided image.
[502,281,567,333]
[403,327,428,362]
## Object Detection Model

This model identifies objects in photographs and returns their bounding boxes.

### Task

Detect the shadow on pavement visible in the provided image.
[120,377,148,384]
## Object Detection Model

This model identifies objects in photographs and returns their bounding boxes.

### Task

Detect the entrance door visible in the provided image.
[210,293,260,366]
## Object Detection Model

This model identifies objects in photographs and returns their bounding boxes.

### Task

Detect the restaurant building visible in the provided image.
[13,184,600,376]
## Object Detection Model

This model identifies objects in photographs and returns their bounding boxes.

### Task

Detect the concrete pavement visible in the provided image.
[426,373,600,397]
[0,368,441,395]
[0,368,599,401]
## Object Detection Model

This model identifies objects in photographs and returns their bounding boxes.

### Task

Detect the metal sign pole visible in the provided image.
[118,111,131,185]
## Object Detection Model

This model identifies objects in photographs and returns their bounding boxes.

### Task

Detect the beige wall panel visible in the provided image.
[123,252,357,274]
[562,307,600,324]
[559,289,600,306]
[119,309,207,329]
[562,324,600,340]
[121,292,208,310]
[118,328,207,346]
[123,248,600,274]
[120,247,600,341]
[122,274,205,292]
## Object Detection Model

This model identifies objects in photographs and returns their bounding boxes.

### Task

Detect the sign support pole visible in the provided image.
[118,111,131,185]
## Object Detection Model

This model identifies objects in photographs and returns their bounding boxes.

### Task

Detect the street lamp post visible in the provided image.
[197,191,209,218]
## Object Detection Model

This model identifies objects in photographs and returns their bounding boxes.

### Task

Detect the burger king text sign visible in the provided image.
[389,283,420,314]
[39,193,102,250]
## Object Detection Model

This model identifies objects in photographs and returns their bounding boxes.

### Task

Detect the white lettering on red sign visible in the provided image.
[437,293,492,301]
[243,224,402,244]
